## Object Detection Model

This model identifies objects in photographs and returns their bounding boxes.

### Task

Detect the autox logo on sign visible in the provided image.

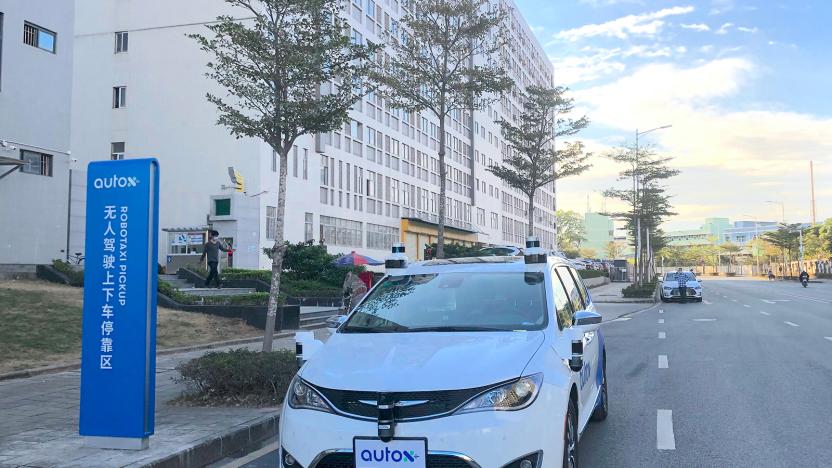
[93,175,139,189]
[359,448,420,463]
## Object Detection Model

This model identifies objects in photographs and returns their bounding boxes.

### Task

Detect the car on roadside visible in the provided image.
[478,245,523,256]
[660,271,703,302]
[280,241,608,468]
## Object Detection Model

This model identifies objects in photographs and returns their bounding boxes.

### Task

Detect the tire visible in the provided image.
[696,298,703,303]
[591,355,608,422]
[563,397,579,468]
[660,296,667,303]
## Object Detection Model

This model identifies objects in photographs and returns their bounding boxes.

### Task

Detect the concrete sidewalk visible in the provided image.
[0,330,327,468]
[590,281,656,303]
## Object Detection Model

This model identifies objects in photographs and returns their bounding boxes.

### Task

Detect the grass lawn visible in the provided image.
[0,280,262,374]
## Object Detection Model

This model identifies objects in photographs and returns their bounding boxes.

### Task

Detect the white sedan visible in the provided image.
[660,271,703,303]
[281,242,607,467]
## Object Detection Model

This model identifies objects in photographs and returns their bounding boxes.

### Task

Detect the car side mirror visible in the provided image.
[574,310,602,333]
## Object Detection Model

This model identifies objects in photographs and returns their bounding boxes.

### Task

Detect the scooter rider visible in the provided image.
[799,270,809,286]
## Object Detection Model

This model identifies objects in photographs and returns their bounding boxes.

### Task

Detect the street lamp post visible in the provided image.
[633,125,672,285]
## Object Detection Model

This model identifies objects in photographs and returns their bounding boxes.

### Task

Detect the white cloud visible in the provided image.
[700,44,715,53]
[681,23,710,32]
[552,44,688,85]
[737,26,758,33]
[555,6,695,42]
[578,0,645,6]
[715,22,734,35]
[559,59,832,225]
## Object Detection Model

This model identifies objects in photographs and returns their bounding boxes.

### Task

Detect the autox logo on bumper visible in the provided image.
[359,448,420,462]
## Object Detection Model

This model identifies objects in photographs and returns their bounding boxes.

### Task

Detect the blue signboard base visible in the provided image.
[84,436,149,450]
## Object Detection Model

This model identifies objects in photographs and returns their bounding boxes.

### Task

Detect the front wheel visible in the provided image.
[591,356,608,421]
[563,398,579,468]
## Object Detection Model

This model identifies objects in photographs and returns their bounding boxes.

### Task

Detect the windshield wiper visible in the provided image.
[340,324,409,334]
[405,326,515,333]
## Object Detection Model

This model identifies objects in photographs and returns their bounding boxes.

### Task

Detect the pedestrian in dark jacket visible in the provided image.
[200,230,229,288]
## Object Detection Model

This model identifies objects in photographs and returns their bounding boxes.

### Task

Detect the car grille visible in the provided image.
[688,288,697,295]
[313,384,497,420]
[314,452,475,468]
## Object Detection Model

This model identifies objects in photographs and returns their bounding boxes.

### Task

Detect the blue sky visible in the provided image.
[514,0,832,230]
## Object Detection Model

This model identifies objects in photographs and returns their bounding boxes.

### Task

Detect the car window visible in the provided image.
[556,267,585,313]
[551,268,573,329]
[342,272,548,332]
[567,267,590,307]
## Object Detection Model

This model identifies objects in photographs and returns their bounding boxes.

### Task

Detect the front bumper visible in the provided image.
[280,399,563,467]
[662,288,702,301]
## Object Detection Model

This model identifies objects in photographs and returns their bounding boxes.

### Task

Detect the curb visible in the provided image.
[137,413,280,468]
[0,329,316,382]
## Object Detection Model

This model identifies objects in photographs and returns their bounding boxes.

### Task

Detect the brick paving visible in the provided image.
[0,330,327,468]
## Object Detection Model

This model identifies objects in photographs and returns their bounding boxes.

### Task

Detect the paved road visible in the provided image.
[579,278,832,467]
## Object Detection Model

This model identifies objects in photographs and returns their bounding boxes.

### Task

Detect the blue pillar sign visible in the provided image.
[79,159,159,450]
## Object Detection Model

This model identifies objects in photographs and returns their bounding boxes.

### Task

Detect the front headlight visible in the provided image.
[287,377,334,414]
[456,373,543,414]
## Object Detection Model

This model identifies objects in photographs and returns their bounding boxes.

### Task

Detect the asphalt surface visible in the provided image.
[579,278,832,467]
[222,279,832,467]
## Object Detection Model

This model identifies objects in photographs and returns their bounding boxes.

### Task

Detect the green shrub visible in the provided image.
[281,278,341,297]
[174,348,297,406]
[622,280,658,298]
[222,268,271,283]
[578,269,607,279]
[52,260,84,286]
[200,292,280,306]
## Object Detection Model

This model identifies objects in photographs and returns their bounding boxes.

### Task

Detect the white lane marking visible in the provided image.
[761,299,776,304]
[825,337,832,342]
[608,317,632,322]
[659,309,664,314]
[731,299,738,302]
[693,318,717,322]
[759,311,771,316]
[658,355,668,369]
[743,304,750,308]
[784,321,799,327]
[703,300,712,305]
[658,331,666,339]
[777,292,830,304]
[657,410,676,450]
[221,440,280,468]
[658,318,665,324]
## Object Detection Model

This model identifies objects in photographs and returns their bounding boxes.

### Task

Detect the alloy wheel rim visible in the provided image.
[567,413,577,467]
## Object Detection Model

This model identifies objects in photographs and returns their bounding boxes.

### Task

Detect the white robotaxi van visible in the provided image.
[281,238,608,468]
[660,271,703,303]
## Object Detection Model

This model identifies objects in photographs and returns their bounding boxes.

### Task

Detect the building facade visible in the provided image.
[581,212,613,256]
[0,0,75,266]
[71,0,555,269]
[665,218,780,247]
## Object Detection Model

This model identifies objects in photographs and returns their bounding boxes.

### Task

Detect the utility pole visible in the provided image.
[810,161,817,225]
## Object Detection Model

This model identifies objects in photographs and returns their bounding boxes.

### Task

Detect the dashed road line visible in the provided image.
[784,321,799,327]
[762,299,776,304]
[658,331,666,339]
[657,410,676,450]
[658,355,668,369]
[731,299,738,302]
[825,337,832,342]
[693,318,717,322]
[703,300,712,305]
[659,309,664,314]
[759,311,771,316]
[743,304,750,308]
[658,318,665,324]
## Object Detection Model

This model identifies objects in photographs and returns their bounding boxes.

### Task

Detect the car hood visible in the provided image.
[663,279,701,288]
[300,331,545,391]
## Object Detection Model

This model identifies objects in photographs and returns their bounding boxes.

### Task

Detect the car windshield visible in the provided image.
[665,272,696,281]
[341,272,547,333]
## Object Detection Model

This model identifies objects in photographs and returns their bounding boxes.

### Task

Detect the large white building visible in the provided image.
[0,0,75,269]
[71,0,555,270]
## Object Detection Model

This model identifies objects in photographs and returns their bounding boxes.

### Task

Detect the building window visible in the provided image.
[110,142,125,160]
[0,13,4,91]
[113,86,126,108]
[304,212,313,242]
[303,149,308,180]
[23,22,56,53]
[214,198,231,216]
[266,206,277,240]
[367,223,399,250]
[20,150,52,176]
[114,31,128,53]
[320,215,362,247]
